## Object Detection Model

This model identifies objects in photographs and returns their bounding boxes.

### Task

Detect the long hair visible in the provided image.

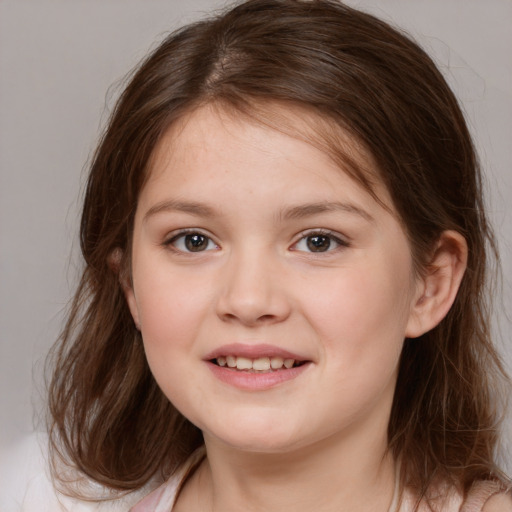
[48,0,509,498]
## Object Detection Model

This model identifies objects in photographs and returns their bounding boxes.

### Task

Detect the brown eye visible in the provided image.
[184,234,209,252]
[168,232,217,253]
[306,235,331,252]
[292,231,349,253]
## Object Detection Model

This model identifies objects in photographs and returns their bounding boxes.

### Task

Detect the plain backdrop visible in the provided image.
[1,0,511,510]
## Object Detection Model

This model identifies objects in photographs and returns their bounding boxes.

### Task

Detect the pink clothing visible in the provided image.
[458,481,511,511]
[130,448,205,512]
[131,448,511,512]
[399,480,510,512]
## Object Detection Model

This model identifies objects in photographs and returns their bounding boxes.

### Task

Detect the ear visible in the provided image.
[108,248,141,330]
[405,230,468,338]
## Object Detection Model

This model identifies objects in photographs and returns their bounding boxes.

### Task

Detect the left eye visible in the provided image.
[168,232,218,253]
[293,232,347,253]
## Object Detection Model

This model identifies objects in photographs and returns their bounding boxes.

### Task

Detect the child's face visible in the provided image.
[125,104,423,454]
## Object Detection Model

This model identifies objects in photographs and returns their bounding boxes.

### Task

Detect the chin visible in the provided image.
[218,436,304,455]
[203,417,311,454]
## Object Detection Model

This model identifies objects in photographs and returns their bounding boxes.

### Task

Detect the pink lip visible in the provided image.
[206,360,312,391]
[204,343,312,391]
[204,343,308,361]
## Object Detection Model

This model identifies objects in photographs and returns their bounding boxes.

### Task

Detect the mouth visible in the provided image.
[211,355,307,373]
[205,344,311,390]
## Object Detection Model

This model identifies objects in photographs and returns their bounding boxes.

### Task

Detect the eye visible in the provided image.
[292,231,348,253]
[166,231,218,253]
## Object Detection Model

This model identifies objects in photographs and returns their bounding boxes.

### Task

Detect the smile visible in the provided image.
[205,344,311,390]
[213,356,304,372]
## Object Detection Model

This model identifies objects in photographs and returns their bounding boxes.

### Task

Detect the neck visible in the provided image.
[180,422,396,512]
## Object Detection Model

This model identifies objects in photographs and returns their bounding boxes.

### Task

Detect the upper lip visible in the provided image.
[204,343,309,362]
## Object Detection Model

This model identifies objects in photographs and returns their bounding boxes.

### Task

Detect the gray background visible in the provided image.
[1,0,511,507]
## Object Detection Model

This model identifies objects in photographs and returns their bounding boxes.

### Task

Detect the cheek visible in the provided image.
[134,273,207,417]
[310,267,411,332]
[300,257,414,368]
[133,263,211,364]
[133,268,220,427]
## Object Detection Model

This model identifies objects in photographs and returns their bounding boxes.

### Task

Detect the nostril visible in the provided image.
[219,312,279,325]
[256,314,278,322]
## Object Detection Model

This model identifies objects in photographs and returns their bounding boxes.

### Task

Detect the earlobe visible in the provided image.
[108,248,141,330]
[405,231,468,338]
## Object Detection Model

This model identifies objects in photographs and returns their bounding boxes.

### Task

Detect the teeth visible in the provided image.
[215,355,300,371]
[236,357,252,370]
[253,357,270,371]
[270,357,284,369]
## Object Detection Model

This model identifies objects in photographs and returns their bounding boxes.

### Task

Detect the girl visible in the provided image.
[45,0,511,510]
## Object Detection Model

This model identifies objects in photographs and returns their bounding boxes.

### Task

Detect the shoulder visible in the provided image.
[7,431,149,512]
[481,491,512,512]
[0,432,66,512]
[130,446,206,512]
[400,480,512,512]
[463,480,512,512]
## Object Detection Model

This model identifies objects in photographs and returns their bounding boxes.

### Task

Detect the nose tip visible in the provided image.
[215,258,291,326]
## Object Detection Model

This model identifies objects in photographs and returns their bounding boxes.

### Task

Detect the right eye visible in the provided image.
[291,229,349,254]
[166,231,218,253]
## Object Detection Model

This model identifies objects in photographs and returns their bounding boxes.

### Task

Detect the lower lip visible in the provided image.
[206,361,311,391]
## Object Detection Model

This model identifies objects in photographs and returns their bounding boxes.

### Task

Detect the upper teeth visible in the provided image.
[216,356,296,371]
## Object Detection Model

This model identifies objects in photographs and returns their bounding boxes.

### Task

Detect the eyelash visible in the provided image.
[163,229,350,254]
[163,229,219,254]
[292,229,350,254]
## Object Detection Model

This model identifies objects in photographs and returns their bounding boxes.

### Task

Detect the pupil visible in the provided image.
[185,234,208,252]
[307,235,330,252]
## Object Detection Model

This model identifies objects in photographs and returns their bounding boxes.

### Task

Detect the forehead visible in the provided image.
[144,102,392,210]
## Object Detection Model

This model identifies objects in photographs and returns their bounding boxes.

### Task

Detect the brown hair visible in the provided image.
[48,0,510,500]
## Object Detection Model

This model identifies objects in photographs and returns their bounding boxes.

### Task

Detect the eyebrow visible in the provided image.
[280,201,374,222]
[143,199,217,221]
[143,199,373,223]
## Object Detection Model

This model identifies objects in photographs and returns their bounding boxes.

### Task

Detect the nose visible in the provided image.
[215,249,292,327]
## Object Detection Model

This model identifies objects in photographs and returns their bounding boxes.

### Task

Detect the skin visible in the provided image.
[124,104,467,512]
